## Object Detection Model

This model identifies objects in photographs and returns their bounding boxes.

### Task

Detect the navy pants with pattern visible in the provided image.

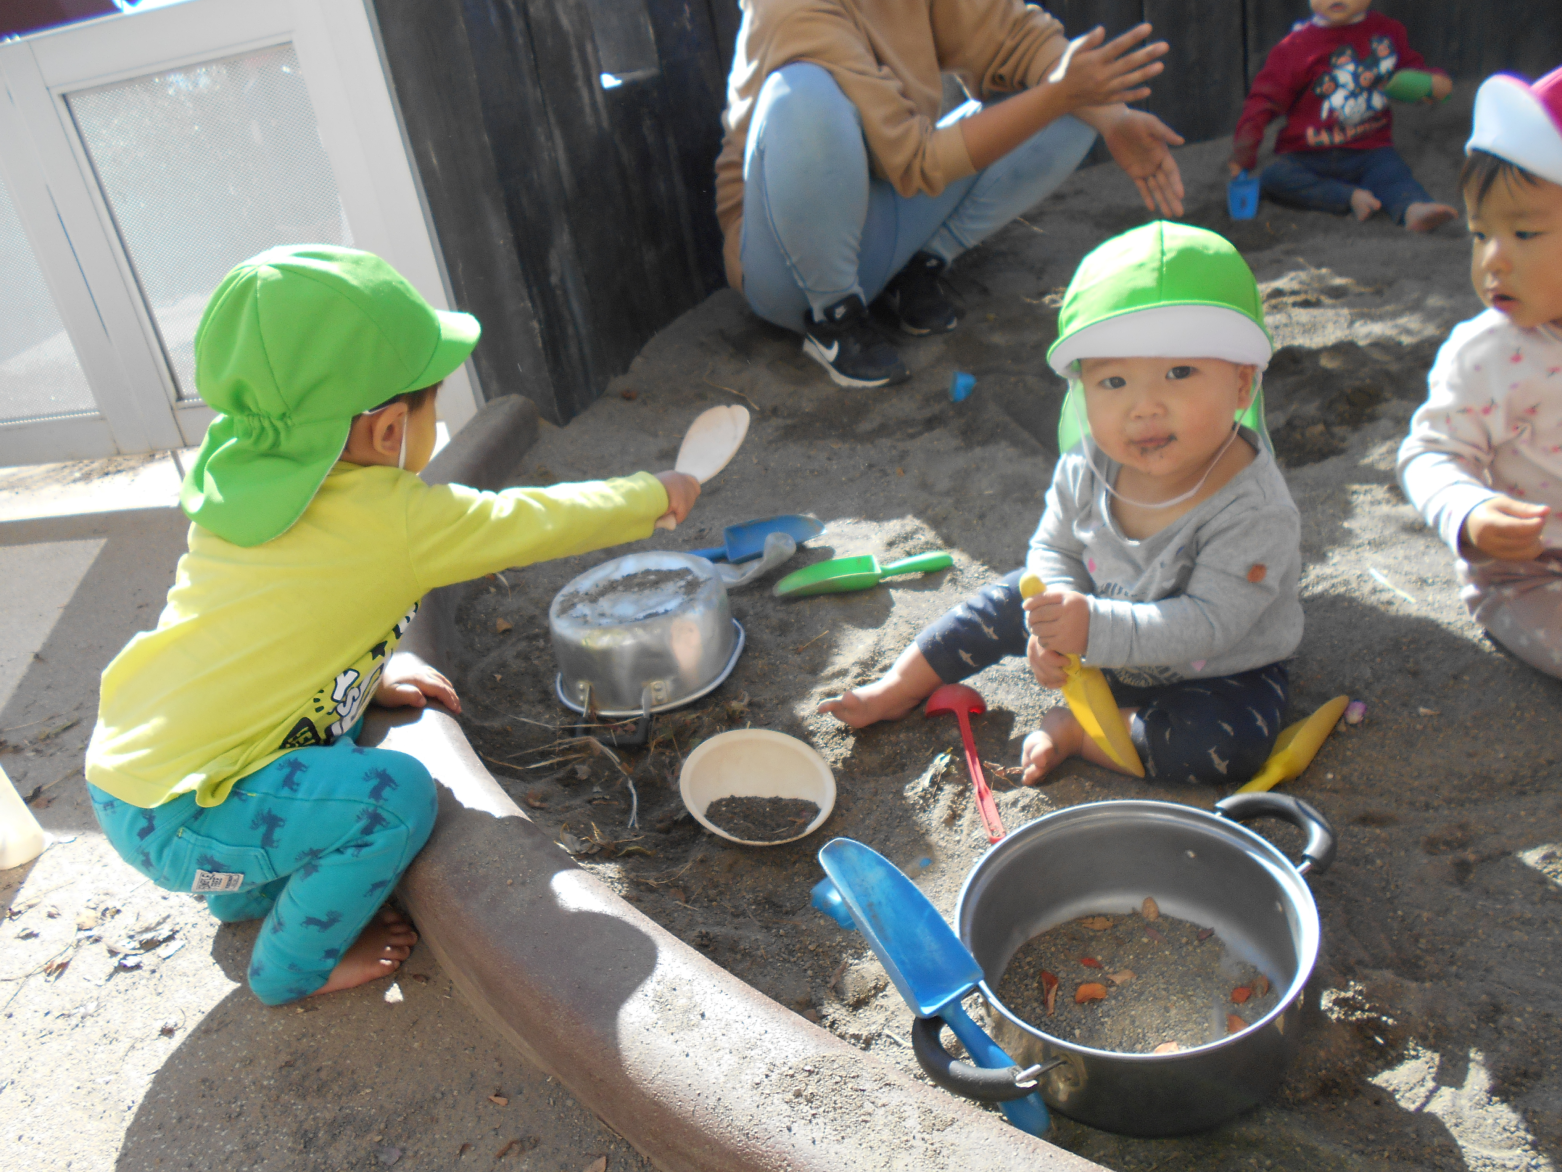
[915,570,1289,785]
[89,723,436,1005]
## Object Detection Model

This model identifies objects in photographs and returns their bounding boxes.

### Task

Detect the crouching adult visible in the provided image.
[715,0,1190,388]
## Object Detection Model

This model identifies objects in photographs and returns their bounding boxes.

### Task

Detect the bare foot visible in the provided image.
[1349,188,1381,221]
[817,645,943,729]
[309,906,418,997]
[1020,708,1087,785]
[1404,201,1458,233]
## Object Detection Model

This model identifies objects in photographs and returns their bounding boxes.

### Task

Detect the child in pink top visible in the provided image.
[1398,65,1562,674]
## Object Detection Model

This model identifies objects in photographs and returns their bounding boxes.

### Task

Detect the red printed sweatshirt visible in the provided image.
[1231,12,1442,170]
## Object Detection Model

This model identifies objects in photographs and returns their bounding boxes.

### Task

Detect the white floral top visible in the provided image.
[1398,309,1562,554]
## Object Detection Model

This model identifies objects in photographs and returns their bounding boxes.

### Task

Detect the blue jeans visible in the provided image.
[740,62,1097,331]
[89,723,436,1005]
[1259,147,1433,225]
[915,570,1289,785]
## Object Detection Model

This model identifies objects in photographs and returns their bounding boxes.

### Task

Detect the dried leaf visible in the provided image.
[1079,956,1102,968]
[583,1159,608,1172]
[1079,916,1112,931]
[1141,896,1160,921]
[1074,982,1108,1004]
[495,1140,518,1159]
[523,791,548,810]
[1153,1042,1180,1054]
[495,618,513,634]
[1254,974,1271,997]
[43,957,70,979]
[1231,986,1252,1004]
[1226,1013,1246,1035]
[1108,970,1135,986]
[1144,926,1165,943]
[489,1094,509,1106]
[1196,927,1214,941]
[458,1143,471,1156]
[1040,970,1059,1016]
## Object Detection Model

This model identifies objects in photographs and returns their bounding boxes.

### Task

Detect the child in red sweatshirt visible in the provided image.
[1228,0,1457,232]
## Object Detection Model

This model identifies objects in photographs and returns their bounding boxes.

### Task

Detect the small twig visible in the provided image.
[795,630,830,653]
[564,737,639,830]
[0,715,62,735]
[1014,215,1044,234]
[478,751,529,776]
[702,367,759,412]
[1366,567,1418,605]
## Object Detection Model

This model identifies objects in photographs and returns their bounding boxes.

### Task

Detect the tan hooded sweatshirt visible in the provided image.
[715,0,1070,290]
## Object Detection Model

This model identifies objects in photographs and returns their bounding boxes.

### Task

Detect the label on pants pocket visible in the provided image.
[192,869,246,893]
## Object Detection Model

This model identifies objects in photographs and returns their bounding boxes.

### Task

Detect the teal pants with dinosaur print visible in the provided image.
[88,723,436,1005]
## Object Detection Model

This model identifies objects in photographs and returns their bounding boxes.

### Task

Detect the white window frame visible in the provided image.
[0,0,479,465]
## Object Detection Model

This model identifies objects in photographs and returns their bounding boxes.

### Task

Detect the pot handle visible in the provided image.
[910,1015,1063,1102]
[1215,792,1336,875]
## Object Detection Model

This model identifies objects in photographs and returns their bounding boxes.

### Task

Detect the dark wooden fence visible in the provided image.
[374,0,1560,423]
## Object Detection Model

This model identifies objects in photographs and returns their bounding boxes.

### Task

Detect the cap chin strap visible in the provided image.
[1070,388,1242,510]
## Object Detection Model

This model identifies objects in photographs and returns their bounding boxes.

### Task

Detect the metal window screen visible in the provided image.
[68,42,352,402]
[0,171,96,424]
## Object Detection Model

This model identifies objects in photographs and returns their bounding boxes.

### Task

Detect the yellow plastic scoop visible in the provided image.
[1018,573,1144,778]
[1235,695,1349,794]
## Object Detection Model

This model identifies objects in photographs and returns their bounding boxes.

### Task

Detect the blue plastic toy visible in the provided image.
[949,371,976,403]
[811,838,1051,1135]
[1227,170,1260,220]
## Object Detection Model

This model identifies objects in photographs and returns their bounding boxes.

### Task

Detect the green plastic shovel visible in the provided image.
[773,551,952,599]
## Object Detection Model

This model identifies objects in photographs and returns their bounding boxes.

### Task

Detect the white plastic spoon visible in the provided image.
[655,404,750,530]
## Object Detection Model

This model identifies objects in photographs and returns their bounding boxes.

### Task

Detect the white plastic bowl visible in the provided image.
[678,729,836,846]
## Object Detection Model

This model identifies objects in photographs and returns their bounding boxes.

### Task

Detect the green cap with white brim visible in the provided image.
[1046,222,1273,452]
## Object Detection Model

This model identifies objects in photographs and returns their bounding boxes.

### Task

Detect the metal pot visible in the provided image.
[550,551,744,718]
[945,793,1335,1137]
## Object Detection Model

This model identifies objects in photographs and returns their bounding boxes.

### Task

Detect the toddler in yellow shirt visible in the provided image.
[84,246,698,1004]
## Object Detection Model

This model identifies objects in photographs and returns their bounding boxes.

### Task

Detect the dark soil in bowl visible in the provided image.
[704,795,821,843]
[995,910,1278,1054]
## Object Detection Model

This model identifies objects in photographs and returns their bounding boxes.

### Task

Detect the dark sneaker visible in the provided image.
[802,294,910,388]
[879,251,959,335]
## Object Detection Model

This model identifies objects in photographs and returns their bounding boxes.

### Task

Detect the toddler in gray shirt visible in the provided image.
[820,222,1303,786]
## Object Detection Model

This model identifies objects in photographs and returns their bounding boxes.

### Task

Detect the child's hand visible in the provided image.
[375,655,461,714]
[1462,496,1550,561]
[1023,586,1090,655]
[1227,159,1245,179]
[654,470,700,528]
[1429,73,1453,102]
[1027,635,1070,689]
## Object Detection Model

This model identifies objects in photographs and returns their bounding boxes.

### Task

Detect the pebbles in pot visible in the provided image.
[995,908,1278,1054]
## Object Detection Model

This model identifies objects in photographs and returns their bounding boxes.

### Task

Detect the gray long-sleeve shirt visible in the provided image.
[1025,428,1304,686]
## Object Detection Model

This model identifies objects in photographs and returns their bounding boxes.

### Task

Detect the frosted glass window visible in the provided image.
[68,42,351,401]
[0,172,96,424]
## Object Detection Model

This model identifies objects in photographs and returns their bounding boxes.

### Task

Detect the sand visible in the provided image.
[450,83,1562,1172]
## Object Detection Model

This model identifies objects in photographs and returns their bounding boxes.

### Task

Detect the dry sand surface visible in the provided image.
[2,81,1559,1172]
[452,85,1562,1172]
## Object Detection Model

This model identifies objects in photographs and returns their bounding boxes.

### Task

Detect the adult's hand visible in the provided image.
[1050,24,1168,110]
[959,24,1167,173]
[1093,106,1186,217]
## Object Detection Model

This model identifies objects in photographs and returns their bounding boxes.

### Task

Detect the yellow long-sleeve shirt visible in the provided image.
[715,0,1069,289]
[86,465,668,808]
